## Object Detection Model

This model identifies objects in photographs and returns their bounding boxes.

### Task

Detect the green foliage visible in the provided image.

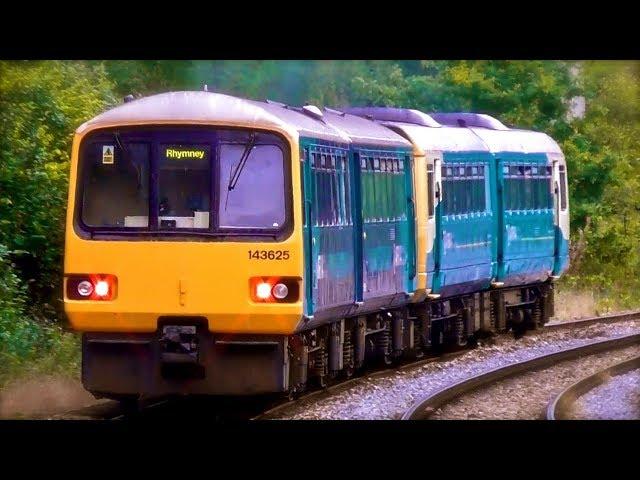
[0,244,80,387]
[0,61,117,318]
[561,62,640,306]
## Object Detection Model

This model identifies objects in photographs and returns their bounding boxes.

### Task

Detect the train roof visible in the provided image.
[78,91,347,143]
[345,107,563,156]
[468,128,563,155]
[386,122,491,153]
[319,108,412,148]
[432,112,562,154]
[345,106,442,128]
[77,91,410,148]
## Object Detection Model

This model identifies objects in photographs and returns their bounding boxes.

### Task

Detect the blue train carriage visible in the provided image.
[348,108,569,345]
[447,114,570,332]
[291,105,419,382]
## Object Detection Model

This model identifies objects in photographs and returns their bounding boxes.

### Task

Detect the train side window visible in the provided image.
[559,165,567,211]
[531,166,539,209]
[441,164,449,215]
[523,165,533,210]
[342,155,352,224]
[380,157,390,221]
[361,156,370,222]
[427,164,434,217]
[390,158,398,220]
[382,158,391,220]
[472,163,486,213]
[390,158,399,220]
[376,157,385,221]
[310,148,352,227]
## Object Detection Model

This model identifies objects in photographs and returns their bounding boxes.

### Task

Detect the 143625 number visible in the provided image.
[248,250,290,260]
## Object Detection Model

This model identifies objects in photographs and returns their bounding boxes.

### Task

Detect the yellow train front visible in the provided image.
[64,91,415,400]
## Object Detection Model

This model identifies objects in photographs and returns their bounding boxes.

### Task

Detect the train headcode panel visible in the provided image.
[64,92,569,401]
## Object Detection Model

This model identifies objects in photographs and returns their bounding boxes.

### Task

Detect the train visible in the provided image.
[63,91,569,402]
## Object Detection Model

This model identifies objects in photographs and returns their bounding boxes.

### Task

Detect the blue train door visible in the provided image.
[425,156,438,291]
[552,159,560,274]
[301,145,314,316]
[495,156,506,281]
[303,143,356,316]
[432,156,443,292]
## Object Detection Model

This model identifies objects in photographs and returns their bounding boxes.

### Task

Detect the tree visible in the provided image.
[0,61,117,318]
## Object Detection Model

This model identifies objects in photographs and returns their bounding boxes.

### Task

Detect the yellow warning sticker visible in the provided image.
[102,145,114,164]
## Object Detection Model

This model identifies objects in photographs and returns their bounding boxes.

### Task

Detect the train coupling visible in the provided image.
[160,325,199,364]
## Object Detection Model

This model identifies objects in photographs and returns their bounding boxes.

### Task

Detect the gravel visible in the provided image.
[569,367,640,420]
[266,319,640,420]
[430,345,640,419]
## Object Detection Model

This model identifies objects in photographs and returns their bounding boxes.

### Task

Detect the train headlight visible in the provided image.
[77,280,94,297]
[256,282,272,300]
[272,283,289,299]
[94,280,110,298]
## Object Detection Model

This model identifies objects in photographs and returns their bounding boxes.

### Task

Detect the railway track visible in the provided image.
[257,310,640,420]
[51,310,640,420]
[402,332,640,420]
[547,354,640,420]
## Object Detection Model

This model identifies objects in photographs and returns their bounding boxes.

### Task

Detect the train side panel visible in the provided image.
[300,139,416,322]
[432,152,494,296]
[495,153,556,286]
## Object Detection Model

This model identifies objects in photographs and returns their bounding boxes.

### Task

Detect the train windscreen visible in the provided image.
[77,127,289,236]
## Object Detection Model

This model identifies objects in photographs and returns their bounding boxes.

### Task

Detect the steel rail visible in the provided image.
[546,354,640,420]
[401,332,640,420]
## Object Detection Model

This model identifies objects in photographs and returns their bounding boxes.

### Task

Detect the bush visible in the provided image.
[0,61,117,320]
[0,244,80,387]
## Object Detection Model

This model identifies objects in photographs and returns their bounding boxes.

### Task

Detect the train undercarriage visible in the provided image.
[288,281,555,395]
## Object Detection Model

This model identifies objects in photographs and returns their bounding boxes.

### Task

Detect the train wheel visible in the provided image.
[510,309,526,338]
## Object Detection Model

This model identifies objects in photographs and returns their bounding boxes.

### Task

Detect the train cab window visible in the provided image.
[218,144,285,229]
[559,165,567,211]
[159,145,211,229]
[81,142,150,228]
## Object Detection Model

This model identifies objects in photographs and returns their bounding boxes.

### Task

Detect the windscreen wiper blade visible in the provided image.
[227,133,256,192]
[114,131,143,190]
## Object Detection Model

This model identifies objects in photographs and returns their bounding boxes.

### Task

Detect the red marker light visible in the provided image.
[249,277,299,303]
[66,274,117,301]
[256,282,272,300]
[94,280,110,298]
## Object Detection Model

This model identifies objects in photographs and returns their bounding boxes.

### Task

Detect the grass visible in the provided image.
[555,274,640,320]
[0,319,81,391]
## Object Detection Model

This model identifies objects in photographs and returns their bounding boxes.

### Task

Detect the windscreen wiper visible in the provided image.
[114,131,143,190]
[227,133,256,192]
